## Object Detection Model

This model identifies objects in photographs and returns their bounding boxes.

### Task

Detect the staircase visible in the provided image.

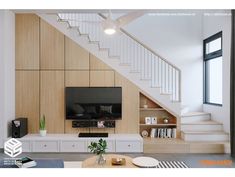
[37,12,181,117]
[181,112,229,153]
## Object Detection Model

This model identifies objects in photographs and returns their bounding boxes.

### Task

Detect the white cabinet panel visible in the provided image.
[61,140,87,152]
[21,140,31,152]
[86,139,115,153]
[33,141,59,152]
[116,140,142,152]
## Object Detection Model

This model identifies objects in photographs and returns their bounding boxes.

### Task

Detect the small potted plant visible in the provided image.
[39,115,47,137]
[88,139,107,165]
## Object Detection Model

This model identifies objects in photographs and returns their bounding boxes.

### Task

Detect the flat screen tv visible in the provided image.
[66,87,122,120]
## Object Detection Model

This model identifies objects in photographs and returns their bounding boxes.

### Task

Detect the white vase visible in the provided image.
[40,130,47,137]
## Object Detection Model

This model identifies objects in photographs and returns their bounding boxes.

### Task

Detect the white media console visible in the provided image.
[9,134,143,153]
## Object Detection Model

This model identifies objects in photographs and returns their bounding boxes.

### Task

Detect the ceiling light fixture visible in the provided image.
[104,28,116,35]
[102,17,116,35]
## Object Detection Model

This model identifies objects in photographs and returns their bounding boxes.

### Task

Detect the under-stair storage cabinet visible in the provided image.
[16,14,40,70]
[16,71,40,133]
[40,71,65,133]
[40,19,64,69]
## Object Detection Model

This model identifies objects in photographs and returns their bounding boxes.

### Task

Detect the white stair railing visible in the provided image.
[57,13,181,102]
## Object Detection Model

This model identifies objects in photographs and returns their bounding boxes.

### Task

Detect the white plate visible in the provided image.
[132,157,159,168]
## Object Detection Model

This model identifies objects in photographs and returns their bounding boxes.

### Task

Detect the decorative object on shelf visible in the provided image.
[151,117,157,124]
[143,98,148,108]
[163,116,170,124]
[145,117,152,124]
[143,104,148,109]
[111,158,126,166]
[97,121,105,128]
[141,130,149,138]
[39,115,46,137]
[88,139,107,165]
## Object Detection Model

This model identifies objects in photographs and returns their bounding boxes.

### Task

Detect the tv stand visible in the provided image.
[78,132,108,138]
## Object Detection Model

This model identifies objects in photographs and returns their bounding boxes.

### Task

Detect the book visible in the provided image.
[15,157,37,168]
[167,128,172,138]
[172,128,177,138]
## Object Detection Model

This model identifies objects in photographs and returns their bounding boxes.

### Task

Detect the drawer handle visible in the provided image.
[44,144,47,147]
[72,144,75,147]
[128,144,131,147]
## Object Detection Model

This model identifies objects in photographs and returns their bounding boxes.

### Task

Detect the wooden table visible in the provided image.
[82,154,137,168]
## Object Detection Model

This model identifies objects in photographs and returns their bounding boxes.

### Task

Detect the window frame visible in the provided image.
[203,31,223,106]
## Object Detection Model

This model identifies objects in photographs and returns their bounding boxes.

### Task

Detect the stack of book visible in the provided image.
[15,157,37,168]
[150,128,177,138]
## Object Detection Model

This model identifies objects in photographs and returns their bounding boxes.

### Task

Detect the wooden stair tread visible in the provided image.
[181,112,210,117]
[181,120,222,125]
[182,131,228,135]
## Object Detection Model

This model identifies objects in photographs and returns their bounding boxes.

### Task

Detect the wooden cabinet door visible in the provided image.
[40,19,64,69]
[16,71,39,133]
[65,37,89,70]
[90,54,112,70]
[16,14,39,69]
[90,71,114,87]
[40,71,64,133]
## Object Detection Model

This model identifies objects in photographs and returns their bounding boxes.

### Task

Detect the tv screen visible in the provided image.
[66,87,122,120]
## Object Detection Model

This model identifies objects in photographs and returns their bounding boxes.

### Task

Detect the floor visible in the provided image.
[0,152,235,168]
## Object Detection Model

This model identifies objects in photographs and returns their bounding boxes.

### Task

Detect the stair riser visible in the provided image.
[181,115,210,123]
[181,124,223,132]
[182,133,229,142]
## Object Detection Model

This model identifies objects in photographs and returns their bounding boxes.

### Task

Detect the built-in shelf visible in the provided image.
[139,93,178,140]
[139,123,176,126]
[140,108,165,111]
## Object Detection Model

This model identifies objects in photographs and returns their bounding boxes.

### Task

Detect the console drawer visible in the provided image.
[21,140,31,152]
[86,139,115,152]
[116,140,142,152]
[61,140,87,152]
[33,141,59,152]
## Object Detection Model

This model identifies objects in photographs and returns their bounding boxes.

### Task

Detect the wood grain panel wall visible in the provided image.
[15,71,40,133]
[115,73,139,133]
[40,19,64,69]
[40,71,65,133]
[16,14,140,134]
[65,37,89,70]
[90,71,115,87]
[65,71,89,87]
[90,54,112,70]
[16,14,39,69]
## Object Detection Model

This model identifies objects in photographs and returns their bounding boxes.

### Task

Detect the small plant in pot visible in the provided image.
[39,115,47,137]
[88,139,107,165]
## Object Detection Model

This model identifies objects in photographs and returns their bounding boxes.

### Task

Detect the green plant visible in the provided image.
[88,139,107,155]
[39,115,46,130]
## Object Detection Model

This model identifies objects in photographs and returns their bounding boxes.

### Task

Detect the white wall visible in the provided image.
[0,10,15,148]
[0,11,5,148]
[202,10,231,133]
[124,10,204,112]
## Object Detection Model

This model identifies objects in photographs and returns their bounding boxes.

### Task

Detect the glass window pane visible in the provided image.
[206,57,222,104]
[206,38,221,54]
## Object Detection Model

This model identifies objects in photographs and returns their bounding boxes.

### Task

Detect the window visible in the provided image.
[203,31,222,106]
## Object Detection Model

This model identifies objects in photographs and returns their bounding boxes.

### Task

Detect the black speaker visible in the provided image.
[12,118,28,138]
